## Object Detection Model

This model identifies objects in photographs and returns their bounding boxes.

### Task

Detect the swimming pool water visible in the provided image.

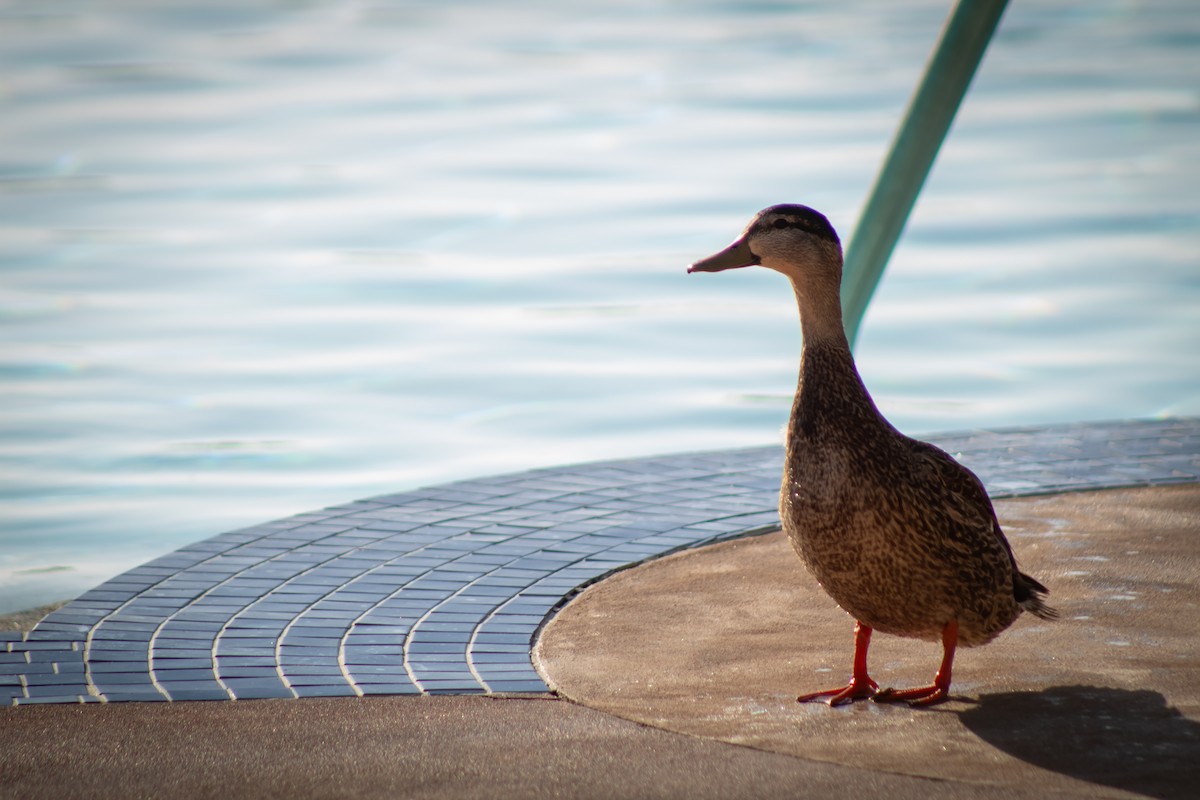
[2,0,1198,612]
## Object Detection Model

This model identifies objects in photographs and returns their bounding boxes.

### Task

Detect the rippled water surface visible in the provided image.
[2,0,1198,612]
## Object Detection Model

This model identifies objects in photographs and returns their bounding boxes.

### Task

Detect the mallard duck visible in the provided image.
[689,204,1056,706]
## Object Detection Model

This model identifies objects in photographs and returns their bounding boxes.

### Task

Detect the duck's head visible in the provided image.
[687,204,842,283]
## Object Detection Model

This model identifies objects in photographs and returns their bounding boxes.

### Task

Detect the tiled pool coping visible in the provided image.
[4,418,1198,706]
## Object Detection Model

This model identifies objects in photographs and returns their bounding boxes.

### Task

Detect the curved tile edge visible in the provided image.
[4,418,1198,706]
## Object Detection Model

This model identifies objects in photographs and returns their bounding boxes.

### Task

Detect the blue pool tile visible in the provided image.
[280,625,349,638]
[155,668,219,682]
[412,674,479,688]
[149,657,214,669]
[470,651,531,664]
[152,643,215,656]
[88,661,147,674]
[355,682,422,696]
[271,655,330,666]
[406,642,467,654]
[29,622,91,635]
[157,676,226,690]
[411,622,474,633]
[15,695,91,705]
[484,679,551,693]
[282,667,346,680]
[344,664,412,676]
[294,684,357,698]
[402,652,465,663]
[19,673,84,688]
[221,677,292,696]
[14,638,79,649]
[165,687,232,701]
[343,634,406,647]
[89,650,149,663]
[278,635,339,648]
[341,654,403,667]
[467,643,533,654]
[92,672,156,686]
[421,680,487,693]
[25,649,78,663]
[472,636,534,650]
[407,632,471,645]
[98,689,168,702]
[212,645,277,658]
[1,419,1193,706]
[479,623,539,635]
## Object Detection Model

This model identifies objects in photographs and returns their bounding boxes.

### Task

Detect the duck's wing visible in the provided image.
[902,436,1057,620]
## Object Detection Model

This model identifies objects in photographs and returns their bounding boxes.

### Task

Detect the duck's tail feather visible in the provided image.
[1015,572,1058,621]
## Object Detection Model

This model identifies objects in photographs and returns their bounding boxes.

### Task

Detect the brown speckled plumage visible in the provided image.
[689,203,1055,705]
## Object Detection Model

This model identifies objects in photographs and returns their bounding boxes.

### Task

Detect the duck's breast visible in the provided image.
[780,436,1021,644]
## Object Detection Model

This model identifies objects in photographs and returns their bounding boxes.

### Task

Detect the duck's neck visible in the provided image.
[788,279,890,446]
[792,279,847,346]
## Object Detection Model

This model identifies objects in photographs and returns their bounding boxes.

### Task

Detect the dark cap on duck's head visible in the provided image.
[687,204,841,274]
[748,204,840,245]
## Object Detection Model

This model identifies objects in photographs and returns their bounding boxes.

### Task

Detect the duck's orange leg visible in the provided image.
[797,621,878,706]
[874,618,958,706]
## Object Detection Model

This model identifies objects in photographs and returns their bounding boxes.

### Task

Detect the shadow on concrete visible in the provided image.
[958,685,1200,800]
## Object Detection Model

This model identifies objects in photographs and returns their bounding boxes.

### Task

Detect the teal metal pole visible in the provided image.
[841,0,1010,348]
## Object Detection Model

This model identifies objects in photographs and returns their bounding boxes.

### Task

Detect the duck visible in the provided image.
[688,203,1056,706]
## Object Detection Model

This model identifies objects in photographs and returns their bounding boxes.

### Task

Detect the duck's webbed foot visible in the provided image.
[797,621,877,706]
[872,683,948,706]
[797,676,878,706]
[872,619,958,707]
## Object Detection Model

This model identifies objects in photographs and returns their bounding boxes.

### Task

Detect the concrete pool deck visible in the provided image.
[537,483,1200,800]
[2,418,1199,798]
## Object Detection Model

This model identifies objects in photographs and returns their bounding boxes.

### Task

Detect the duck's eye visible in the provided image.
[773,219,790,229]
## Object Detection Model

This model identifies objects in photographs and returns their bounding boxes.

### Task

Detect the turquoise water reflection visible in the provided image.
[1,1,1198,612]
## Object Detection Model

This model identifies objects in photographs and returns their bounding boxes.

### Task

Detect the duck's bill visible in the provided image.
[686,237,760,273]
